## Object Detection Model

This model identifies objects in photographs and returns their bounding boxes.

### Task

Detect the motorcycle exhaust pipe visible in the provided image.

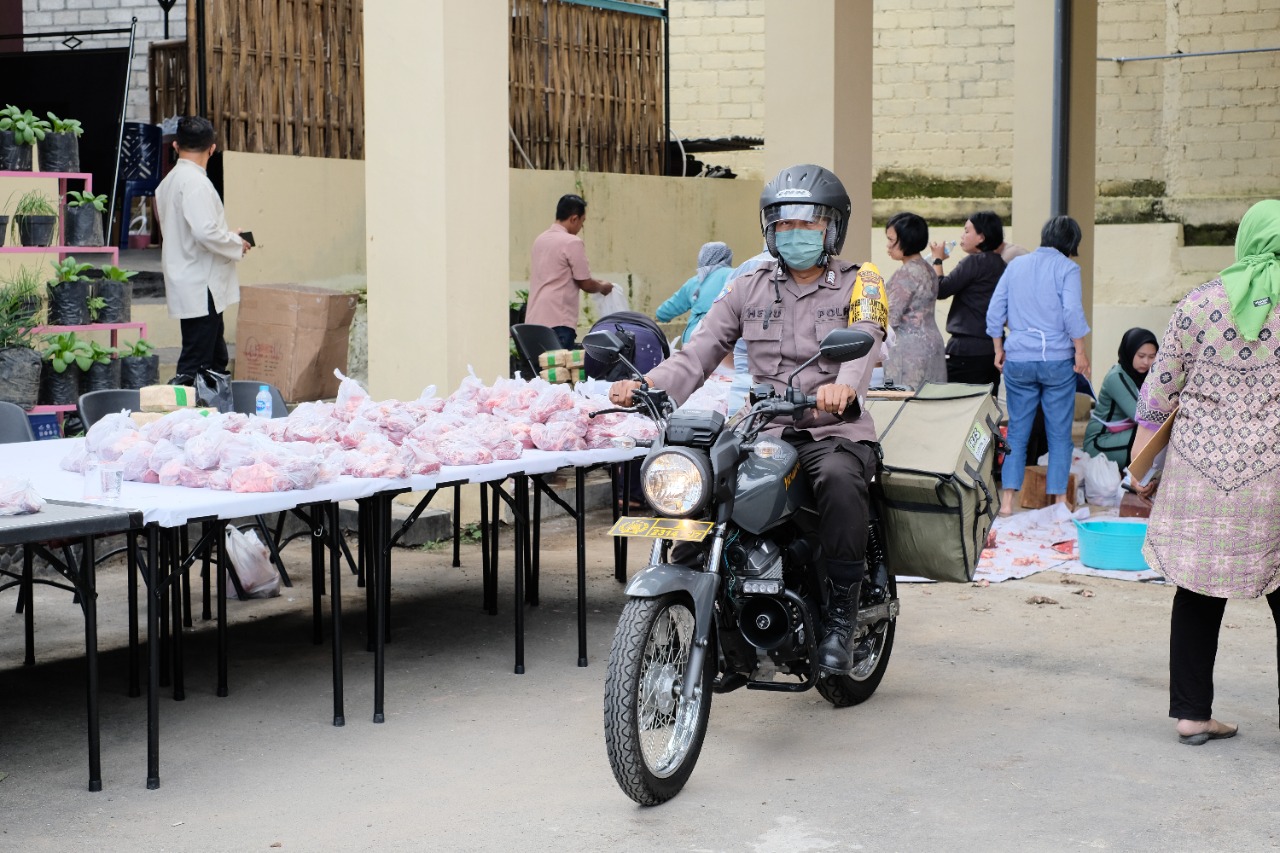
[738,595,795,651]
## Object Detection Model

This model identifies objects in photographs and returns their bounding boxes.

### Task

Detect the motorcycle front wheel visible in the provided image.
[816,576,897,708]
[604,594,713,805]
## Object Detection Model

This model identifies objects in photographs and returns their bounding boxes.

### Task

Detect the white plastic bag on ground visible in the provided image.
[224,527,281,598]
[1082,452,1123,507]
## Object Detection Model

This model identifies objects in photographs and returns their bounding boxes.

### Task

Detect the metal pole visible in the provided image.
[663,0,670,176]
[1049,0,1071,217]
[109,17,137,250]
[196,0,208,117]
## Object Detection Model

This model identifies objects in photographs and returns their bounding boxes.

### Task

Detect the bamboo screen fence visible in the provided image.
[148,39,190,124]
[186,0,364,159]
[510,0,666,175]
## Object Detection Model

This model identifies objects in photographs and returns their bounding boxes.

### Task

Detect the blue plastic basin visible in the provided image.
[1074,518,1151,571]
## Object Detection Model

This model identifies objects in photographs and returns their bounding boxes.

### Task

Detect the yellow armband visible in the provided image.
[849,262,889,330]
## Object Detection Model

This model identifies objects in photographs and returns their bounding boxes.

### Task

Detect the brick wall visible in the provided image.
[22,0,186,124]
[669,0,1280,206]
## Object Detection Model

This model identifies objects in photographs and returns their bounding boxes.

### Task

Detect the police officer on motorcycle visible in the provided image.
[610,164,886,674]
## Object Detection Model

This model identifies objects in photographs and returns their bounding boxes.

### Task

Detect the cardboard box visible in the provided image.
[234,284,359,403]
[540,366,586,384]
[1127,406,1176,486]
[1019,465,1077,511]
[140,384,197,412]
[538,349,585,369]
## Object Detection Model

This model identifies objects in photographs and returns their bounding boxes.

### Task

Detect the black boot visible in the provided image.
[816,559,866,675]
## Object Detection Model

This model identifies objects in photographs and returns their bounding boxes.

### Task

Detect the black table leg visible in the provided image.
[530,482,541,606]
[576,466,589,667]
[201,521,212,621]
[363,501,375,651]
[146,524,160,790]
[328,502,345,727]
[479,483,493,614]
[489,485,501,615]
[513,476,526,675]
[127,533,140,697]
[169,530,185,702]
[81,534,101,792]
[180,527,192,628]
[372,495,387,723]
[311,505,324,645]
[22,544,33,666]
[216,521,229,698]
[452,484,461,568]
[158,533,170,690]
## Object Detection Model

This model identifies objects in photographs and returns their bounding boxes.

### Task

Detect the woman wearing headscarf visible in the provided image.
[1082,327,1159,468]
[1134,199,1280,746]
[655,241,734,344]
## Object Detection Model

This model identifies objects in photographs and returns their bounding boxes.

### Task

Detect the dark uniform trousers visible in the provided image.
[782,429,876,585]
[177,289,230,379]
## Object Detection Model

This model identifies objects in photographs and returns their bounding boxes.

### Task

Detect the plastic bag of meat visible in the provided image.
[84,411,138,458]
[528,382,575,423]
[117,439,157,482]
[284,401,341,443]
[435,435,495,467]
[334,368,371,421]
[218,412,251,433]
[158,459,212,489]
[342,444,409,479]
[400,438,442,475]
[339,417,384,450]
[531,421,587,452]
[148,439,185,478]
[168,412,215,447]
[184,426,229,470]
[60,443,90,473]
[139,408,203,443]
[405,413,470,443]
[228,462,289,493]
[447,368,488,408]
[0,477,44,516]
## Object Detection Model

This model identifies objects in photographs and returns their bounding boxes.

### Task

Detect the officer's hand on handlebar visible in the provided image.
[815,382,856,415]
[609,379,643,407]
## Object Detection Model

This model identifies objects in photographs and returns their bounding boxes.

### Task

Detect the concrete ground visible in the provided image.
[3,512,1280,852]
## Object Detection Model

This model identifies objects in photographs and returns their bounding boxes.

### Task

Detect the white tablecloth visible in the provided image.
[0,439,645,528]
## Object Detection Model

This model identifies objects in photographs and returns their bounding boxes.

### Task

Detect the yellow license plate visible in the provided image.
[608,516,714,542]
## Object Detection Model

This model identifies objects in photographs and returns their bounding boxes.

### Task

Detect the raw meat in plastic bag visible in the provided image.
[447,368,488,408]
[148,439,185,477]
[159,459,212,489]
[334,369,370,421]
[436,435,494,467]
[528,382,574,423]
[285,401,340,443]
[84,412,138,457]
[184,426,229,470]
[342,435,409,479]
[531,421,588,452]
[60,443,90,473]
[339,417,384,450]
[400,438,442,475]
[0,477,44,516]
[118,440,157,481]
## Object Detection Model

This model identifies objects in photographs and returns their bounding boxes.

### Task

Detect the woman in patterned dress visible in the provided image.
[882,212,947,390]
[1136,199,1280,746]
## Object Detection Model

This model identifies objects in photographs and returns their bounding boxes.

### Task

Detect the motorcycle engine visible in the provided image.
[725,536,783,580]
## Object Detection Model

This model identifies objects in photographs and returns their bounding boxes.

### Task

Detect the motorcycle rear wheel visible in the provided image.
[604,594,713,805]
[816,577,897,708]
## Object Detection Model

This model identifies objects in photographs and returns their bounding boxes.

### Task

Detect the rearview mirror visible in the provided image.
[818,328,875,363]
[582,330,625,365]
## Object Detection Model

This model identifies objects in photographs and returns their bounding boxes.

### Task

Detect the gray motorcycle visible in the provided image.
[587,327,900,806]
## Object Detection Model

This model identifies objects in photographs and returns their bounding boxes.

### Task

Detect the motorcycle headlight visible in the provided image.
[641,447,712,518]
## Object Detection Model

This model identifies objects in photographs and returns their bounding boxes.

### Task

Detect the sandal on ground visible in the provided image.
[1177,720,1238,746]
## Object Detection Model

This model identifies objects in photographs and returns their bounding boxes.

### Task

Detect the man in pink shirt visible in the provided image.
[525,194,615,348]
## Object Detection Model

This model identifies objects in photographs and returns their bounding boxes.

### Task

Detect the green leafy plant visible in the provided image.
[98,264,138,282]
[66,190,108,212]
[10,189,56,217]
[2,264,43,302]
[84,339,116,366]
[120,338,155,358]
[86,295,107,321]
[0,285,37,349]
[43,332,94,373]
[45,112,83,137]
[0,105,50,145]
[510,288,529,312]
[49,256,93,285]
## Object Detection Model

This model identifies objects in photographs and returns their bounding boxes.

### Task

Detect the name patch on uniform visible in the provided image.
[815,305,851,322]
[848,262,889,330]
[744,305,784,321]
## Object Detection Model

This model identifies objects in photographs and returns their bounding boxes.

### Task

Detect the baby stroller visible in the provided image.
[582,311,671,511]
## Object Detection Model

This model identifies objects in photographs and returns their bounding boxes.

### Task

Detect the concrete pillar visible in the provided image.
[363,1,509,401]
[1013,0,1098,334]
[763,0,874,262]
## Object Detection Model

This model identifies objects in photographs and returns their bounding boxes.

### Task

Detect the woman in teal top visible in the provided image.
[1083,327,1159,467]
[655,241,733,344]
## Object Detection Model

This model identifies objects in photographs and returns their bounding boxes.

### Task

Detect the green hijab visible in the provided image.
[1221,199,1280,341]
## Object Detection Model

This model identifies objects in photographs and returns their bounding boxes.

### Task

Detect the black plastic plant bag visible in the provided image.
[92,279,131,323]
[80,359,120,394]
[37,132,79,173]
[46,280,89,326]
[39,362,80,405]
[65,205,104,247]
[120,355,159,390]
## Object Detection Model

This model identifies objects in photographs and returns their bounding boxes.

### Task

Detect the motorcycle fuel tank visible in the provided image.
[731,439,811,534]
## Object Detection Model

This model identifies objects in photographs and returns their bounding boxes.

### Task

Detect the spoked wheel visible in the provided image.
[816,576,897,708]
[604,594,713,805]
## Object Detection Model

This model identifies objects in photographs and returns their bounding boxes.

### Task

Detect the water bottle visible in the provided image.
[255,384,272,419]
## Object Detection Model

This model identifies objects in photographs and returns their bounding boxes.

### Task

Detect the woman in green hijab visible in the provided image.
[1134,199,1280,747]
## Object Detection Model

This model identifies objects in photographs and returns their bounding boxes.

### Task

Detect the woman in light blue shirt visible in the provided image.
[655,241,734,344]
[986,216,1092,515]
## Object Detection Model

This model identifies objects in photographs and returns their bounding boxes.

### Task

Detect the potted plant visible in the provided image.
[64,190,106,247]
[0,285,43,407]
[91,264,136,323]
[1,265,43,325]
[39,332,92,405]
[79,339,119,393]
[38,112,82,173]
[119,338,159,389]
[10,189,58,247]
[0,105,49,171]
[46,256,93,326]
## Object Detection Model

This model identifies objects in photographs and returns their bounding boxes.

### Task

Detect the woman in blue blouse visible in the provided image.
[986,216,1092,516]
[655,241,734,345]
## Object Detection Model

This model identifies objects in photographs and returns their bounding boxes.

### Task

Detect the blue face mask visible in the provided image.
[774,228,826,270]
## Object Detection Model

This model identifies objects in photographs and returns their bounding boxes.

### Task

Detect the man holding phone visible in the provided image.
[155,116,252,381]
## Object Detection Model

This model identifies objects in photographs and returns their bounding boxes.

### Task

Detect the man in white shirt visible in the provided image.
[155,116,251,380]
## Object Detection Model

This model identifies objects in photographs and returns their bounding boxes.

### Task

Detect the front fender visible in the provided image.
[625,563,720,643]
